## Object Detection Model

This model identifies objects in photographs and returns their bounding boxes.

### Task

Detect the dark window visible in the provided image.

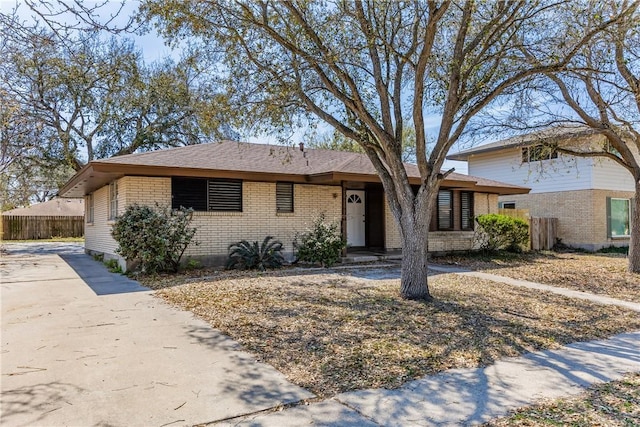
[461,192,474,231]
[437,190,453,230]
[208,179,242,211]
[276,182,294,213]
[172,177,242,212]
[172,177,207,211]
[500,202,516,209]
[522,144,558,162]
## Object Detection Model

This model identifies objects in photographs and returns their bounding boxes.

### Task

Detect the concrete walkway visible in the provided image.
[1,243,313,427]
[215,334,640,427]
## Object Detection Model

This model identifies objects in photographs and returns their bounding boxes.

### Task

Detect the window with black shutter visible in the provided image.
[437,190,453,230]
[172,177,207,211]
[460,192,474,231]
[208,179,242,211]
[276,182,294,213]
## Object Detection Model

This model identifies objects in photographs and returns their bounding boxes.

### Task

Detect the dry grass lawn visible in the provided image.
[153,269,640,397]
[484,372,640,426]
[434,252,640,303]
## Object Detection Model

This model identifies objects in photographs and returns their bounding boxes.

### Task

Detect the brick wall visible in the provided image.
[86,175,507,267]
[186,181,342,259]
[85,177,342,266]
[499,189,633,250]
[384,192,497,251]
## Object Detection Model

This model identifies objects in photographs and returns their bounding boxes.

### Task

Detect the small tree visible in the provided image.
[294,214,346,267]
[111,204,197,274]
[475,214,529,253]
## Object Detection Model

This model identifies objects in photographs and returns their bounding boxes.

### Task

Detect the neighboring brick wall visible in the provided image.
[499,189,633,250]
[474,193,499,216]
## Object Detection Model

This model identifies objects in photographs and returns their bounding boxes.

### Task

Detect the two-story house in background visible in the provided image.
[447,126,635,251]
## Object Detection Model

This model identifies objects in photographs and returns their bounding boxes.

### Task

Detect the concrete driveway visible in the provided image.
[1,243,313,427]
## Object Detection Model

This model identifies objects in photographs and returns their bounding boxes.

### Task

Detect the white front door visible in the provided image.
[346,190,365,246]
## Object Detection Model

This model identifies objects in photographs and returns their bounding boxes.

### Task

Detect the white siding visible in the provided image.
[591,157,635,191]
[467,148,594,194]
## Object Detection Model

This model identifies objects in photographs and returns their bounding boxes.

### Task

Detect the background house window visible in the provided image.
[108,181,118,220]
[607,197,631,238]
[499,201,516,209]
[522,144,558,162]
[86,193,94,223]
[276,182,294,213]
[171,177,242,212]
[460,191,474,230]
[437,190,453,230]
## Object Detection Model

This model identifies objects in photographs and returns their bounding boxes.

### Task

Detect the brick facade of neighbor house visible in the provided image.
[499,189,633,251]
[448,126,636,251]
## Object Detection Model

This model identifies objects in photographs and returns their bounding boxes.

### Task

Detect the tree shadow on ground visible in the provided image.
[1,382,85,426]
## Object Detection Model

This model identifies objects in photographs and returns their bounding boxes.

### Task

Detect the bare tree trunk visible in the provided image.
[630,179,640,273]
[399,218,432,300]
[395,189,435,301]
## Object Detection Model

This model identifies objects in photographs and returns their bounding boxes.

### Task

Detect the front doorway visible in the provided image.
[346,190,365,246]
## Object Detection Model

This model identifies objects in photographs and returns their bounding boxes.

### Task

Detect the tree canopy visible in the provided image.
[512,1,640,272]
[0,7,235,207]
[142,0,634,298]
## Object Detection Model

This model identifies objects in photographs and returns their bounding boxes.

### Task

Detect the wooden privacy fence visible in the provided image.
[1,215,84,240]
[529,217,558,251]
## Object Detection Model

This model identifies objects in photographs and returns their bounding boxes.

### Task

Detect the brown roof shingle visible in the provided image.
[2,198,84,217]
[60,141,529,197]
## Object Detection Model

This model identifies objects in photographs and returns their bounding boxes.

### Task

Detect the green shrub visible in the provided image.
[226,236,284,270]
[294,214,346,267]
[111,204,197,274]
[475,213,529,253]
[104,258,122,274]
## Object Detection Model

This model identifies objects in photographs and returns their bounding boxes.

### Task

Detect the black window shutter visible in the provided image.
[276,182,294,213]
[461,192,474,230]
[172,177,207,211]
[208,180,242,211]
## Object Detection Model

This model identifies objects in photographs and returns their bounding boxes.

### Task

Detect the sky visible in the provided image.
[1,0,476,173]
